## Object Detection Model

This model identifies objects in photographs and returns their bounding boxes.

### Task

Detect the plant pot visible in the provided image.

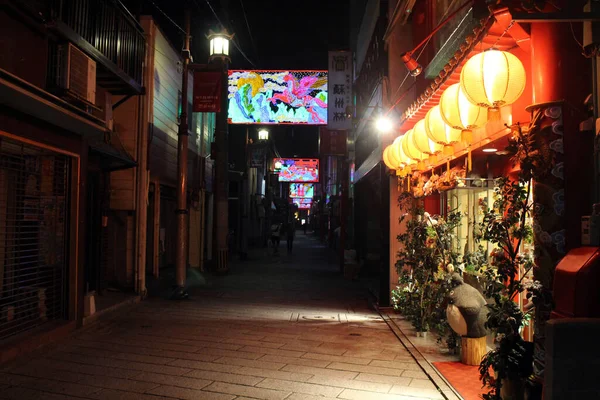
[416,331,428,338]
[501,378,525,400]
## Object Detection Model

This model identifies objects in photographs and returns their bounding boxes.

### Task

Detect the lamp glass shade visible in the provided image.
[402,129,427,162]
[258,129,269,140]
[413,119,443,156]
[439,83,487,131]
[460,50,526,109]
[210,36,230,57]
[425,105,461,146]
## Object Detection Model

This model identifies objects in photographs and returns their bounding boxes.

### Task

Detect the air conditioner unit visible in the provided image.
[58,43,97,105]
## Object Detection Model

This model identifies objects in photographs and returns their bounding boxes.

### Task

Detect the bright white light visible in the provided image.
[482,148,498,153]
[258,129,269,140]
[375,116,393,133]
[274,161,282,169]
[210,36,229,56]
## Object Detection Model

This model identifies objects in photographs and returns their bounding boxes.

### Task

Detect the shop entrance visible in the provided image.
[0,135,70,341]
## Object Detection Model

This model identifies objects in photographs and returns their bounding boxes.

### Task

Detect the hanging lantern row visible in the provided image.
[382,50,527,176]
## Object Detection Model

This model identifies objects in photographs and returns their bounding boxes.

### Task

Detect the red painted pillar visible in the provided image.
[530,21,592,267]
[529,21,593,388]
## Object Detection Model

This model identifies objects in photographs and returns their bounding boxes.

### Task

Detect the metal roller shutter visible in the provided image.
[0,136,70,341]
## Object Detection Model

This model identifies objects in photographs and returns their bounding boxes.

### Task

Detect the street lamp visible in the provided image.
[209,28,233,274]
[375,116,394,134]
[208,29,233,61]
[258,128,269,141]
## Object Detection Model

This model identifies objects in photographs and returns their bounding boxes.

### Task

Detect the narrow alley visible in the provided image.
[0,234,450,400]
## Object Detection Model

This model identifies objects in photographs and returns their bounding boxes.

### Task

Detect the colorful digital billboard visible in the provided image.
[275,158,319,183]
[292,198,313,209]
[289,183,314,199]
[228,70,328,125]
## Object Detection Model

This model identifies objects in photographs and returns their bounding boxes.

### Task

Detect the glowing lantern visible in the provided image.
[389,136,404,167]
[412,119,443,163]
[425,105,461,156]
[440,83,487,170]
[383,146,396,171]
[440,83,487,143]
[460,50,526,117]
[394,135,416,175]
[402,129,427,171]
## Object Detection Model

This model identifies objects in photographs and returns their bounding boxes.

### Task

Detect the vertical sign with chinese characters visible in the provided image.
[319,128,347,156]
[193,71,222,112]
[327,51,352,130]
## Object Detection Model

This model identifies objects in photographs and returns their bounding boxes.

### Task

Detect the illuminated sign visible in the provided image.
[292,198,313,209]
[275,158,319,183]
[289,183,314,199]
[228,70,328,125]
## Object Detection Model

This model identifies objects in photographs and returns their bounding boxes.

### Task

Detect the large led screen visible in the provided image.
[276,158,319,183]
[228,70,328,125]
[292,198,313,210]
[289,183,314,199]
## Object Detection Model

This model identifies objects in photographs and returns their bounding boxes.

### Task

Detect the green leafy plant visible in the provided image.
[392,192,461,349]
[477,122,549,399]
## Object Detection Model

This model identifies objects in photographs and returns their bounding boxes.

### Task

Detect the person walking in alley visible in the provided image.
[286,220,295,254]
[270,219,282,255]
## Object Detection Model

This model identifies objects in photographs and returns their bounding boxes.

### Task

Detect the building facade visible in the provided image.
[350,0,390,305]
[0,0,216,362]
[0,0,145,359]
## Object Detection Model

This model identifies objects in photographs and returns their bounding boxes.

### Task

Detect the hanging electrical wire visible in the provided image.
[386,0,471,116]
[238,0,260,64]
[145,0,186,34]
[193,0,257,67]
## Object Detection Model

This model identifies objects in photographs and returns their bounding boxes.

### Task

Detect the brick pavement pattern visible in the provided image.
[0,234,444,400]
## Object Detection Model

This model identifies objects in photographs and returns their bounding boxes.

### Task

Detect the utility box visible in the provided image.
[551,247,600,319]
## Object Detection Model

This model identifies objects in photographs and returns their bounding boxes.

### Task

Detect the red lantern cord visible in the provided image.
[385,0,475,117]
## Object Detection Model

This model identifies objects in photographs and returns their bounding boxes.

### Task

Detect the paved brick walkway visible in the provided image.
[0,234,445,400]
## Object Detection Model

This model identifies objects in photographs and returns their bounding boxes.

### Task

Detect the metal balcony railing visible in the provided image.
[50,0,145,93]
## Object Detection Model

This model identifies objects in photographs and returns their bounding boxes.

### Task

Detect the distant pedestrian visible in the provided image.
[303,221,307,235]
[270,221,282,254]
[286,222,295,254]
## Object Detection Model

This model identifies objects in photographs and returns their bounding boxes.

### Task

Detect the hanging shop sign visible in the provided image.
[248,146,266,168]
[319,128,347,156]
[228,70,328,124]
[327,51,352,130]
[193,71,222,112]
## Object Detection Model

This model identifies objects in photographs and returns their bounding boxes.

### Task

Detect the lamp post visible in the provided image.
[172,8,191,300]
[209,29,233,274]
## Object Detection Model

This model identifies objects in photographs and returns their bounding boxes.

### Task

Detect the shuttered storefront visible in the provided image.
[0,136,70,341]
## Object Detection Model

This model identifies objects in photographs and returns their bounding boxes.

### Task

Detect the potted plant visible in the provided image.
[476,123,548,400]
[392,193,461,349]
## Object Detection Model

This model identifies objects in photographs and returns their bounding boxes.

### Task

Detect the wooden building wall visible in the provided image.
[110,96,139,210]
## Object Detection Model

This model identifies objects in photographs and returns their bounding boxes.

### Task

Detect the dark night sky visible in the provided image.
[123,0,349,160]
